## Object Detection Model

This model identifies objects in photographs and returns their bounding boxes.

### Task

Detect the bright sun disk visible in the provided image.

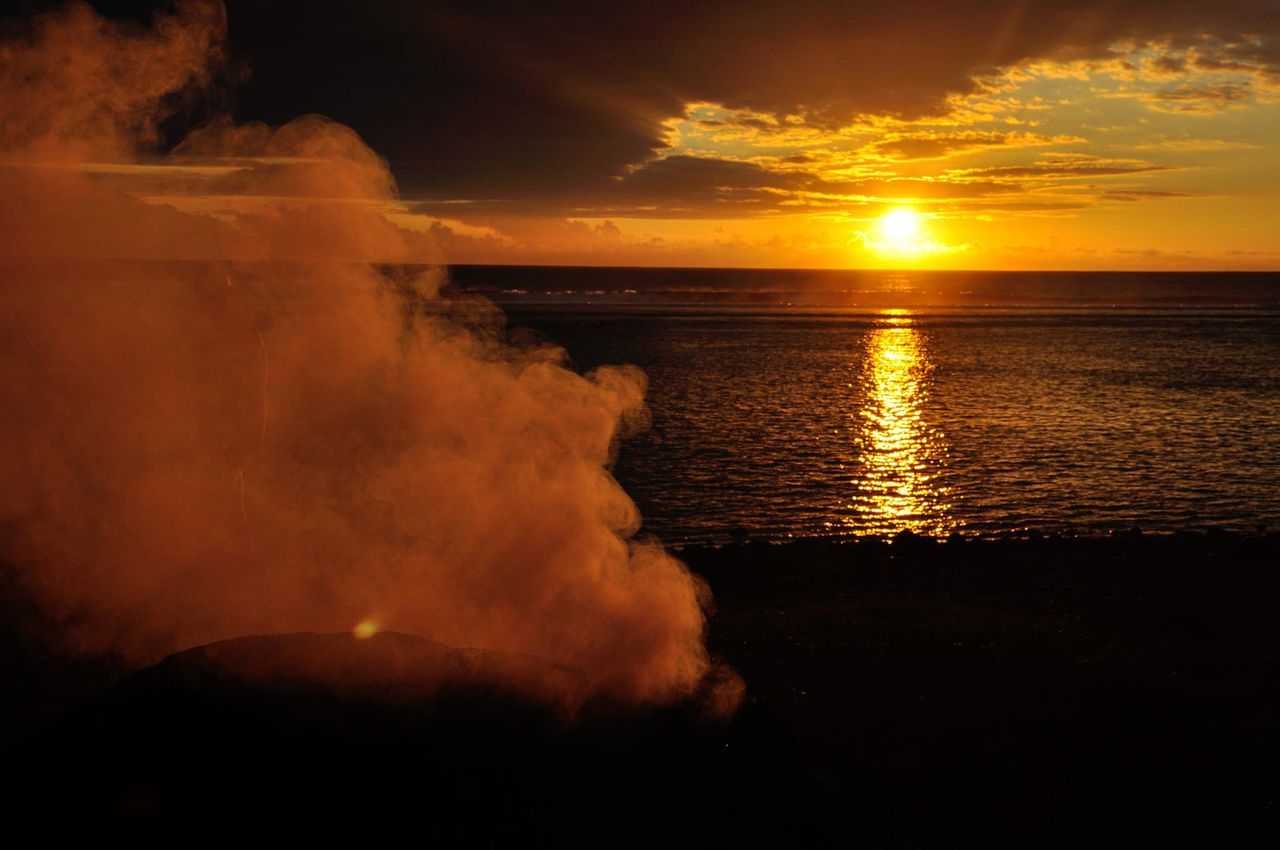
[880,209,920,243]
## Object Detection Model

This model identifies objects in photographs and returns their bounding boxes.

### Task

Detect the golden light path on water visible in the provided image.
[849,310,955,537]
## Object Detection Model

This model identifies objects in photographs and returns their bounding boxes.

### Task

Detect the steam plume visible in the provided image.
[0,0,718,707]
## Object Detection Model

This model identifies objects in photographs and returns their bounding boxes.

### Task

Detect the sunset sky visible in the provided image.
[15,0,1280,269]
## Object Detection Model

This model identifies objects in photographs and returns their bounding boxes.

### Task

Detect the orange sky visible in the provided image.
[4,1,1278,271]
[403,55,1280,270]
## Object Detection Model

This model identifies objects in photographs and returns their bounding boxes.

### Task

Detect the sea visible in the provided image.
[451,266,1280,544]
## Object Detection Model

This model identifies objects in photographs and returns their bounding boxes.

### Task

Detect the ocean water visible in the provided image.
[453,266,1280,308]
[487,273,1280,543]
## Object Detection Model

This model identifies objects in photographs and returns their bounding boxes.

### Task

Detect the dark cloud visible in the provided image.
[955,157,1171,178]
[604,155,806,207]
[10,1,1275,201]
[1148,82,1256,110]
[404,155,1024,221]
[1102,189,1190,201]
[1152,54,1189,74]
[622,155,803,191]
[404,155,808,219]
[872,131,1067,160]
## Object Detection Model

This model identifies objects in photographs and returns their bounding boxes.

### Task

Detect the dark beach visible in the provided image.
[691,533,1280,846]
[5,533,1279,847]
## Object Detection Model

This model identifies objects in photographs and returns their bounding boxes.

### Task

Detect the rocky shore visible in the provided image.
[4,534,1278,846]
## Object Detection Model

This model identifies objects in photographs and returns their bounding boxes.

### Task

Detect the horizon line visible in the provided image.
[444,262,1280,275]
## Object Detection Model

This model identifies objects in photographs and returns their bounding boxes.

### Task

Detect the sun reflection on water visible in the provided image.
[850,311,954,537]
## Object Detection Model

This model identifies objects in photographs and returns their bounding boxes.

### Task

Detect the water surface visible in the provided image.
[509,307,1280,543]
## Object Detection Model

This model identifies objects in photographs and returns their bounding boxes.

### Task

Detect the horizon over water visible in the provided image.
[460,265,1280,544]
[450,265,1280,309]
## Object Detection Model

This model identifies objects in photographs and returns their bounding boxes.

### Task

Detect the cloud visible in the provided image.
[1146,82,1257,112]
[615,155,806,198]
[26,0,1273,198]
[1100,189,1190,201]
[15,0,1267,266]
[1130,137,1260,151]
[870,130,1083,160]
[952,155,1172,179]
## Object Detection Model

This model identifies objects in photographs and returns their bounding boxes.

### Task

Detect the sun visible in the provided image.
[880,209,920,245]
[865,207,946,262]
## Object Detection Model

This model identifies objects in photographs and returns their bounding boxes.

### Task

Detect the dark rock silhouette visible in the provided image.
[10,535,1280,847]
[12,632,843,847]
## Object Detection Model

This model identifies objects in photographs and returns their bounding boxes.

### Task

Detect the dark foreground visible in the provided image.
[691,534,1280,847]
[4,534,1280,847]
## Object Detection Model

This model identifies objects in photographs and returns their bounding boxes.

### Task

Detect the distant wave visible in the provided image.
[445,265,1280,308]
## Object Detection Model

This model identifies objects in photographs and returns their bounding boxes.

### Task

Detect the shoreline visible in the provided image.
[690,534,1280,845]
[4,534,1279,844]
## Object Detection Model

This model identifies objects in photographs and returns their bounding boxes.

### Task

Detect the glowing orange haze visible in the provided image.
[0,1,723,709]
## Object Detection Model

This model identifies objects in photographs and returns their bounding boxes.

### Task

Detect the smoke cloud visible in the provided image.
[0,1,719,707]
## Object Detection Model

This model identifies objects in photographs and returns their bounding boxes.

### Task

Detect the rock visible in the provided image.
[11,632,845,847]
